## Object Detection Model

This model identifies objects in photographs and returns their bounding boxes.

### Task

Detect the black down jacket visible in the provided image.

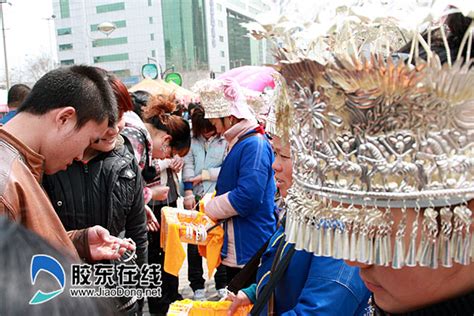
[43,136,148,267]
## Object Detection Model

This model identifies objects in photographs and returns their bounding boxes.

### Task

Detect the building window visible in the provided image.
[57,27,72,36]
[91,20,126,32]
[93,53,129,63]
[59,0,70,18]
[148,0,152,6]
[60,59,74,66]
[96,2,125,14]
[219,35,224,42]
[220,50,225,57]
[111,69,131,77]
[218,20,223,27]
[221,65,225,72]
[150,33,155,41]
[217,3,222,11]
[114,20,127,28]
[92,37,127,47]
[151,50,156,58]
[59,43,73,51]
[149,17,154,24]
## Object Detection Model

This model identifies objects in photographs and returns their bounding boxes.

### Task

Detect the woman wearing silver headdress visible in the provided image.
[343,12,474,315]
[244,2,474,314]
[264,9,474,316]
[226,105,371,315]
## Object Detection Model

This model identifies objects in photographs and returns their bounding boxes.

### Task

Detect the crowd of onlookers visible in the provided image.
[1,11,474,315]
[0,66,370,316]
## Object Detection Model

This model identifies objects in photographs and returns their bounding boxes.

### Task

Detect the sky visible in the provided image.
[0,0,55,74]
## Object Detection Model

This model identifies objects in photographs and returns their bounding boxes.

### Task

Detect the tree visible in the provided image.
[9,53,55,87]
[25,53,55,82]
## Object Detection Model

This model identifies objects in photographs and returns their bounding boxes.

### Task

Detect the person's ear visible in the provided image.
[224,117,233,128]
[54,107,77,130]
[163,134,172,143]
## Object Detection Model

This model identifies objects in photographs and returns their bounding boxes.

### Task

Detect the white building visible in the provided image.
[204,0,273,74]
[53,0,273,86]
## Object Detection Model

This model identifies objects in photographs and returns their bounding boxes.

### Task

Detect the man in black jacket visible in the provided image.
[43,73,148,315]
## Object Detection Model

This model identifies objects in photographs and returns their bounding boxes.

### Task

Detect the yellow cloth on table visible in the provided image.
[198,224,224,277]
[198,192,223,276]
[168,299,253,316]
[163,222,186,276]
[161,204,223,277]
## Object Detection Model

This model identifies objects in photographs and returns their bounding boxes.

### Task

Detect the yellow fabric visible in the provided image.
[198,224,224,277]
[163,222,186,276]
[161,206,223,277]
[198,193,224,276]
[169,299,252,316]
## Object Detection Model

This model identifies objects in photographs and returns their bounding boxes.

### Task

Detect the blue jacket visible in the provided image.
[182,135,227,197]
[216,130,277,265]
[0,110,17,125]
[252,225,371,315]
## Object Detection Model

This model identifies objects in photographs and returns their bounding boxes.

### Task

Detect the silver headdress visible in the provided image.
[246,1,474,268]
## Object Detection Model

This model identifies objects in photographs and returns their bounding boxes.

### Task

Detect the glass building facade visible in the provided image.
[161,0,208,71]
[226,9,252,69]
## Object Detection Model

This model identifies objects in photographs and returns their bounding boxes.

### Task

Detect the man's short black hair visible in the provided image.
[17,65,117,128]
[7,84,30,108]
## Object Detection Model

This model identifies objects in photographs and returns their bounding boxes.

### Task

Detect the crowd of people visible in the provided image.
[0,7,474,316]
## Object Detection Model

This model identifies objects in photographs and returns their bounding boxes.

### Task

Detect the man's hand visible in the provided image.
[226,290,251,316]
[145,205,160,232]
[150,185,169,201]
[87,226,135,261]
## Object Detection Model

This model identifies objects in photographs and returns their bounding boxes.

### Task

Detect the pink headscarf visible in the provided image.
[192,78,257,122]
[222,78,256,121]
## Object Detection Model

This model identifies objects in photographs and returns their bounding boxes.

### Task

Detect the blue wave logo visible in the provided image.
[29,255,65,305]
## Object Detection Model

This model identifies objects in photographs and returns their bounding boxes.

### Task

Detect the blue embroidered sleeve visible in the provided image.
[241,283,257,304]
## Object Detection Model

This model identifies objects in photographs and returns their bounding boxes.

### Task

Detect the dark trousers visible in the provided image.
[224,266,242,285]
[187,244,227,291]
[147,201,182,316]
[223,265,257,288]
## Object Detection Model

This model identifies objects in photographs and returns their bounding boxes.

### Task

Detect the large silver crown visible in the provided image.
[283,55,474,269]
[247,2,474,269]
[288,55,474,206]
